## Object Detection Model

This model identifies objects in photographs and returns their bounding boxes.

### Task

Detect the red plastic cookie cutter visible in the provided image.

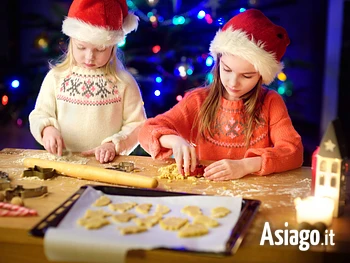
[181,164,206,177]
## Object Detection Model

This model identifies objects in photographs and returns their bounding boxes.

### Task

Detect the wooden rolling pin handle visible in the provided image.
[23,158,158,189]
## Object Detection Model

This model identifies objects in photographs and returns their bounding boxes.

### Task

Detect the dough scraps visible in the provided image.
[108,202,137,212]
[158,164,185,180]
[93,195,112,207]
[77,216,110,230]
[159,217,188,231]
[177,223,209,238]
[211,207,231,218]
[181,205,202,217]
[135,203,153,214]
[111,212,137,223]
[118,225,148,235]
[193,215,219,227]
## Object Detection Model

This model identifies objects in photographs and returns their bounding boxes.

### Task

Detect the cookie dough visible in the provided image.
[118,225,148,235]
[158,164,185,180]
[159,217,188,231]
[78,216,110,229]
[93,195,111,207]
[193,215,219,227]
[178,223,209,238]
[111,212,137,223]
[181,205,202,217]
[211,207,231,218]
[135,203,152,214]
[84,209,111,218]
[155,204,171,215]
[108,202,137,212]
[133,214,162,228]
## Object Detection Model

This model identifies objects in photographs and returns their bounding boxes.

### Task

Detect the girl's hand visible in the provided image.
[42,126,65,156]
[159,135,197,175]
[82,142,116,163]
[204,157,262,181]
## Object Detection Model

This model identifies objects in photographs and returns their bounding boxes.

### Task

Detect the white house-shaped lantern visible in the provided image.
[314,119,348,217]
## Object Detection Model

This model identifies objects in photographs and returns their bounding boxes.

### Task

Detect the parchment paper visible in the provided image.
[44,186,242,263]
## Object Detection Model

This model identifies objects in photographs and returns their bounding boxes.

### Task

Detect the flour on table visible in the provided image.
[14,152,89,165]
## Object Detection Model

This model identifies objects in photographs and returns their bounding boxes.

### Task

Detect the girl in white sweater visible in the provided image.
[29,0,146,163]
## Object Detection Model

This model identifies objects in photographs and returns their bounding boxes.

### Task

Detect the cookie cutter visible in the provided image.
[5,185,48,200]
[22,165,56,180]
[106,162,135,173]
[0,171,11,190]
[181,164,206,177]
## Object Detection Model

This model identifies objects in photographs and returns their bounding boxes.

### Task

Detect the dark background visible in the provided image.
[0,0,349,166]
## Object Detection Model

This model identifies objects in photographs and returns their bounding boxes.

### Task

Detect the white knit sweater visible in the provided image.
[29,66,146,154]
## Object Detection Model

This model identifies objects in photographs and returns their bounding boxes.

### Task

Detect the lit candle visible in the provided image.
[294,196,334,227]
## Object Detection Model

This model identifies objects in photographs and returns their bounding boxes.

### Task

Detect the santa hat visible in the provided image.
[209,9,290,85]
[62,0,138,46]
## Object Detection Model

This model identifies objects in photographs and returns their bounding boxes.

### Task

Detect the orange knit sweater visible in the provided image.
[139,88,303,175]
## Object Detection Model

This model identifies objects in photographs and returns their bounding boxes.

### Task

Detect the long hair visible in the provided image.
[196,55,265,148]
[49,38,126,83]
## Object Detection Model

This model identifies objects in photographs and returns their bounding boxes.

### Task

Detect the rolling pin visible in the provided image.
[23,158,158,189]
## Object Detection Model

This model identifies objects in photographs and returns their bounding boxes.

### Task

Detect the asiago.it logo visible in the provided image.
[260,222,335,251]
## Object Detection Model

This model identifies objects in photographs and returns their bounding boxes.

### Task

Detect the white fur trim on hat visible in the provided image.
[209,27,283,85]
[62,17,125,46]
[123,12,139,34]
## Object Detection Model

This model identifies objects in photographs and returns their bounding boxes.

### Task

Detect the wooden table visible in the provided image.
[0,148,349,263]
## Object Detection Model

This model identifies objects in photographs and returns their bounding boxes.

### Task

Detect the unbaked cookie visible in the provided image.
[181,205,202,217]
[84,209,111,218]
[133,215,162,228]
[155,204,171,215]
[159,217,188,231]
[193,215,219,227]
[135,203,153,214]
[211,207,231,218]
[178,223,209,238]
[108,202,137,212]
[93,195,111,207]
[118,225,148,235]
[77,216,110,230]
[111,212,137,223]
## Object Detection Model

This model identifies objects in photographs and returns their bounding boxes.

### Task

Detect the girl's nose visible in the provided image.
[86,50,94,61]
[228,73,237,87]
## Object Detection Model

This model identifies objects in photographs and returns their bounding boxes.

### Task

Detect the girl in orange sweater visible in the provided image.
[139,9,303,180]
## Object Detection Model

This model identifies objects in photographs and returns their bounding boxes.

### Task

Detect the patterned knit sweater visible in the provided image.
[29,66,146,154]
[139,88,303,175]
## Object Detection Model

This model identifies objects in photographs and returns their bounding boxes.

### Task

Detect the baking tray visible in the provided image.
[30,185,260,254]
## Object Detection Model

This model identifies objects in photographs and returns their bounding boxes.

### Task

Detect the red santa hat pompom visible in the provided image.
[62,0,138,47]
[209,9,290,85]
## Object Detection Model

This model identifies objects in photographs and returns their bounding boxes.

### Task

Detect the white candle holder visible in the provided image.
[294,196,334,227]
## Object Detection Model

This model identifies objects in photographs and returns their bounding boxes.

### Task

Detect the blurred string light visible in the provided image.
[176,95,183,101]
[17,118,23,127]
[127,0,224,27]
[11,80,20,89]
[277,72,287,81]
[154,90,161,96]
[155,76,162,83]
[205,56,214,67]
[117,38,126,47]
[2,95,8,106]
[152,45,161,53]
[239,8,246,13]
[146,0,159,7]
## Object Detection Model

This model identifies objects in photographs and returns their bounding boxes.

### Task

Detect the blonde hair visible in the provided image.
[49,38,125,83]
[196,55,265,148]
